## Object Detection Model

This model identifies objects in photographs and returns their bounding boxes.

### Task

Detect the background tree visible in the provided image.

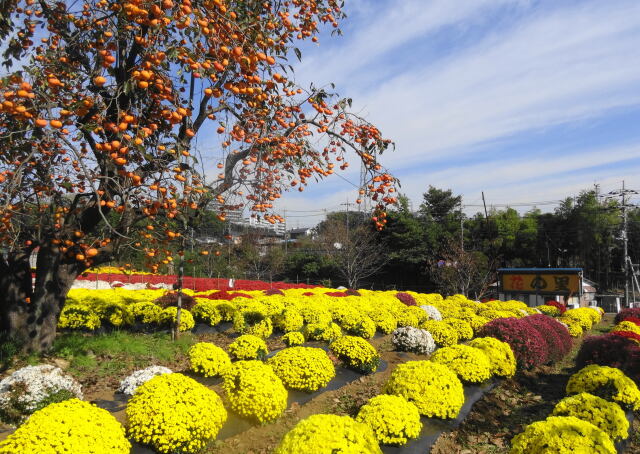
[318,215,386,289]
[0,0,397,351]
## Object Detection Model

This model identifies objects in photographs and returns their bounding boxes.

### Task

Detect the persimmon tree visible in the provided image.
[0,0,397,351]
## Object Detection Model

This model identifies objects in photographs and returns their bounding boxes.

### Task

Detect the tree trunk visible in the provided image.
[0,245,78,353]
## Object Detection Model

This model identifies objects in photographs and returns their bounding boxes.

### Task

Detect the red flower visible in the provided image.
[395,292,417,306]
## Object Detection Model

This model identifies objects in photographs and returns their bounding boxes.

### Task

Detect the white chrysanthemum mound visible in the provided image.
[117,366,173,396]
[0,365,83,417]
[419,305,442,321]
[392,327,436,355]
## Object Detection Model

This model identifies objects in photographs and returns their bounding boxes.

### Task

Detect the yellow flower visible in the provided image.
[188,342,231,377]
[126,373,227,453]
[355,394,422,446]
[275,414,382,454]
[330,336,380,374]
[228,334,269,360]
[267,347,335,392]
[0,399,130,453]
[566,365,640,410]
[468,337,516,378]
[431,344,492,384]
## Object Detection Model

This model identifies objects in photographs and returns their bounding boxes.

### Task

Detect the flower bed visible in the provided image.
[267,347,335,392]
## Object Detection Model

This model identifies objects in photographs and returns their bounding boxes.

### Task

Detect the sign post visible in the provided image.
[498,268,583,305]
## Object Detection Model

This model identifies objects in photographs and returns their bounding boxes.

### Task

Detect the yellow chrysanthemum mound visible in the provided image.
[562,308,596,330]
[0,399,130,454]
[369,310,398,334]
[274,414,382,454]
[537,305,561,317]
[267,347,335,392]
[126,373,227,454]
[468,337,516,378]
[384,361,464,419]
[222,361,287,423]
[191,301,222,326]
[559,317,583,337]
[355,394,422,446]
[273,308,304,333]
[160,307,195,332]
[282,331,305,347]
[612,321,640,335]
[129,301,163,324]
[189,342,231,378]
[551,392,629,442]
[228,334,269,360]
[442,318,474,341]
[233,308,273,338]
[430,344,492,384]
[419,320,459,347]
[57,304,101,330]
[510,416,615,454]
[566,365,640,410]
[330,336,380,374]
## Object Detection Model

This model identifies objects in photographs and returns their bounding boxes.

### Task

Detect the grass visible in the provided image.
[50,331,195,383]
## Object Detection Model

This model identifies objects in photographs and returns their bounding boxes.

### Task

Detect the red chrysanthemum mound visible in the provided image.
[611,330,640,344]
[302,292,315,296]
[615,308,640,325]
[264,288,285,296]
[395,292,417,307]
[478,317,547,369]
[325,291,349,297]
[575,333,640,372]
[345,289,361,296]
[522,314,572,362]
[545,300,567,314]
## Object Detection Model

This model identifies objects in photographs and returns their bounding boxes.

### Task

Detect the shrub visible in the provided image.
[611,330,640,344]
[563,308,596,330]
[478,317,547,369]
[615,308,640,324]
[274,414,382,454]
[213,301,236,322]
[396,292,417,306]
[160,306,195,332]
[559,317,584,337]
[154,292,197,310]
[384,361,464,418]
[282,331,305,347]
[273,308,304,333]
[522,314,572,362]
[395,308,420,327]
[118,366,172,396]
[468,337,516,378]
[551,392,629,442]
[510,416,615,454]
[391,326,436,355]
[621,316,640,326]
[267,347,335,392]
[189,343,231,378]
[431,345,492,383]
[355,394,422,446]
[566,365,640,410]
[419,320,458,347]
[228,334,269,360]
[576,333,640,372]
[369,310,398,334]
[0,399,130,453]
[126,373,227,453]
[57,304,101,330]
[129,301,164,324]
[299,306,332,326]
[0,365,83,425]
[303,322,343,342]
[191,301,222,326]
[222,361,287,423]
[330,336,380,374]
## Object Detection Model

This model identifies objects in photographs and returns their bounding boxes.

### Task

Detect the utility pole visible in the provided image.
[284,209,287,255]
[608,181,638,307]
[459,198,464,251]
[341,199,351,243]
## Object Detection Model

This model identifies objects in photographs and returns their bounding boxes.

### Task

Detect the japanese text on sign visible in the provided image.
[500,273,580,294]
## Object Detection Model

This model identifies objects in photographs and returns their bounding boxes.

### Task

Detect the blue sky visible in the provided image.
[264,0,640,226]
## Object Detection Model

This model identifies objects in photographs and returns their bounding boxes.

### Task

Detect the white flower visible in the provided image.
[392,327,436,355]
[0,365,83,414]
[419,305,442,321]
[118,366,172,396]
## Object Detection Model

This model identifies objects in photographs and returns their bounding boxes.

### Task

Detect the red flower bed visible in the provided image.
[302,292,315,296]
[575,333,640,371]
[75,273,317,292]
[478,317,547,369]
[544,300,567,314]
[264,288,284,296]
[395,292,417,306]
[615,308,640,325]
[522,314,572,362]
[201,290,253,300]
[325,291,349,297]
